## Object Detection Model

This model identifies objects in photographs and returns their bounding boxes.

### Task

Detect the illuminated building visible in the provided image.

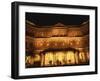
[25,20,89,68]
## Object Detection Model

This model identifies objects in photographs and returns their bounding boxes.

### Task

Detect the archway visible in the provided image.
[40,48,80,66]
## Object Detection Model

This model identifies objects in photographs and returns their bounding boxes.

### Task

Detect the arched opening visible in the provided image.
[40,48,80,67]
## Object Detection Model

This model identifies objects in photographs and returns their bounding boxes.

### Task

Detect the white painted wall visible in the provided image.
[0,0,99,81]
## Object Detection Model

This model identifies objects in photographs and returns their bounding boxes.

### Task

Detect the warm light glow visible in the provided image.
[44,52,54,66]
[34,54,40,61]
[66,51,75,64]
[79,52,86,62]
[25,56,34,65]
[26,50,89,67]
[26,21,89,68]
[55,52,65,65]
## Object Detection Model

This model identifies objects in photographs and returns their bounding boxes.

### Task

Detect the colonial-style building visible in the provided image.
[25,20,89,68]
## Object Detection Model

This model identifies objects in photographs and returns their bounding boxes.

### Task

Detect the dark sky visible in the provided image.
[26,12,89,26]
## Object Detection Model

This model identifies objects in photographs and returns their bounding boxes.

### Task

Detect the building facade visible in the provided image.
[25,20,89,68]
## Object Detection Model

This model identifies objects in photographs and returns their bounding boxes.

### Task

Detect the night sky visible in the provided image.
[26,12,89,26]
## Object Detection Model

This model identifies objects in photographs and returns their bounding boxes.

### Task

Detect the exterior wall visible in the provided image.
[26,21,89,54]
[25,21,89,67]
[32,35,89,50]
[26,21,89,37]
